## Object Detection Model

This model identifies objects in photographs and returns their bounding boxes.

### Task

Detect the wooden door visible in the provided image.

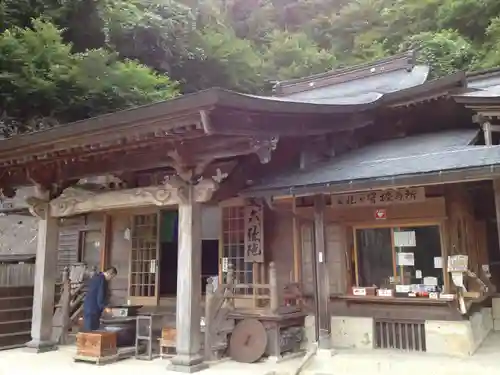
[128,213,160,306]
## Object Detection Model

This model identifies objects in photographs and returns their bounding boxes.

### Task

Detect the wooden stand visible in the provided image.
[230,309,306,363]
[159,327,177,358]
[205,262,307,364]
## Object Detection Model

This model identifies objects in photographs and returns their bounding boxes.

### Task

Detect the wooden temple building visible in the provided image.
[3,50,500,368]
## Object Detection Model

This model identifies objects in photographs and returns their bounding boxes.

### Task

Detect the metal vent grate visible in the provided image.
[374,319,426,351]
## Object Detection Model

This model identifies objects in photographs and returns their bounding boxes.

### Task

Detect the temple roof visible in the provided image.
[454,67,500,105]
[243,129,497,197]
[274,51,426,100]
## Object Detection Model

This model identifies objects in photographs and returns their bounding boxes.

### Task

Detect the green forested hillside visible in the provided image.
[1,0,499,136]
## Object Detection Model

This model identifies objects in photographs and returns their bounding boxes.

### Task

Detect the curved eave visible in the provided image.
[453,94,500,106]
[274,51,417,96]
[242,164,500,198]
[0,88,379,156]
[384,71,466,107]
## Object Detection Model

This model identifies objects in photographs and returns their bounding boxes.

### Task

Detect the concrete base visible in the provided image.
[330,316,373,350]
[167,362,209,373]
[315,348,335,359]
[303,315,316,348]
[25,340,58,353]
[167,354,208,373]
[426,307,492,357]
[266,351,306,364]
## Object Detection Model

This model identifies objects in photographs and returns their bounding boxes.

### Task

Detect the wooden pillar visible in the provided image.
[483,121,493,146]
[313,194,331,349]
[100,214,112,271]
[168,183,207,373]
[26,201,59,352]
[292,196,301,283]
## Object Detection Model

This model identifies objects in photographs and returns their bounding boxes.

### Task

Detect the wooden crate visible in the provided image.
[76,331,117,358]
[161,327,177,343]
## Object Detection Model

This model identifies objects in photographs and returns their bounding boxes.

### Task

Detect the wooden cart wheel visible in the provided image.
[229,319,267,363]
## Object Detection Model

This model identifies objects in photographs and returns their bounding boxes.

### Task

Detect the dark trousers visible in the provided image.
[83,313,101,332]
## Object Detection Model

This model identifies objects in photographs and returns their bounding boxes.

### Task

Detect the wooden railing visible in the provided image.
[53,264,95,344]
[204,262,284,360]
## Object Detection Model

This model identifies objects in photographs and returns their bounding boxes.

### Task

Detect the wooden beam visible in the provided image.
[100,214,112,272]
[493,180,500,264]
[0,135,254,187]
[210,109,373,136]
[483,121,493,146]
[292,196,301,283]
[313,194,331,349]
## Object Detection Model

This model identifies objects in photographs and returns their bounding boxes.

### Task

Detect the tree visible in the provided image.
[0,19,178,137]
[261,31,335,81]
[399,30,477,79]
[4,0,500,137]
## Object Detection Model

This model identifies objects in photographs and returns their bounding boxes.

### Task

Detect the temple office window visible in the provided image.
[221,206,253,295]
[354,224,444,297]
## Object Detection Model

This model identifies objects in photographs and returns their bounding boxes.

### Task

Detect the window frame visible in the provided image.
[352,220,449,293]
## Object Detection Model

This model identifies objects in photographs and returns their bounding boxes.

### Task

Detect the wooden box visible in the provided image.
[351,286,376,296]
[376,288,394,297]
[162,327,177,344]
[76,331,117,358]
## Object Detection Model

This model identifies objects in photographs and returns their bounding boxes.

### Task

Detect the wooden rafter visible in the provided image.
[0,134,270,187]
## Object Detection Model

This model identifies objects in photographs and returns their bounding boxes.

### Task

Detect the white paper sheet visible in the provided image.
[394,231,416,247]
[434,256,443,269]
[397,252,415,266]
[423,276,438,286]
[415,270,422,279]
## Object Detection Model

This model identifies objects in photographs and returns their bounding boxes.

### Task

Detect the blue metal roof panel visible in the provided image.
[246,129,484,193]
[284,65,429,102]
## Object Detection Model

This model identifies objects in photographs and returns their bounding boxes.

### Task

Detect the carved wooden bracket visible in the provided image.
[163,174,219,205]
[26,175,220,218]
[251,136,279,164]
[26,197,49,219]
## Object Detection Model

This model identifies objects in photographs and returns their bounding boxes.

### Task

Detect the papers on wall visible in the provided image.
[434,256,443,269]
[222,257,229,272]
[397,252,415,266]
[423,276,438,286]
[415,270,422,279]
[393,231,416,247]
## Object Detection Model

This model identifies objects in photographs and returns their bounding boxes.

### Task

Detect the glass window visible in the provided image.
[355,225,444,296]
[356,228,393,288]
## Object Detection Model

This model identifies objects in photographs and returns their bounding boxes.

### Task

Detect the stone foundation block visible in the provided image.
[303,315,316,348]
[330,316,373,350]
[492,298,500,319]
[493,319,500,331]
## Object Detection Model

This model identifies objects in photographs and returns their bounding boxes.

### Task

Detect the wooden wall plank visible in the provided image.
[325,224,347,294]
[301,223,314,295]
[108,213,131,305]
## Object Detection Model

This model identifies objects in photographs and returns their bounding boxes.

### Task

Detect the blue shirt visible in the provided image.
[84,273,107,315]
